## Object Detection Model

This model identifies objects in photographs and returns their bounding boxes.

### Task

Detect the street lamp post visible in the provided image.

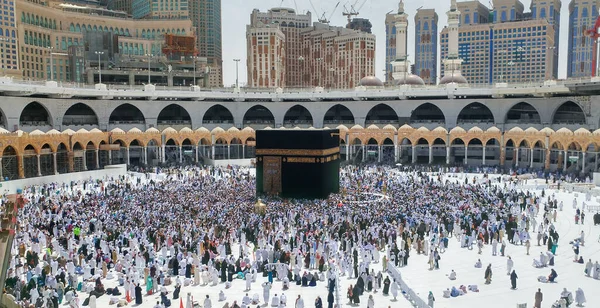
[192,56,197,86]
[507,61,515,83]
[146,53,153,84]
[233,59,240,88]
[329,67,335,89]
[95,51,105,84]
[316,58,323,87]
[47,46,54,81]
[298,56,305,88]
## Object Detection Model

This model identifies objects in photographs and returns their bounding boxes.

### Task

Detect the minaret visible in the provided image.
[440,0,467,84]
[392,0,424,85]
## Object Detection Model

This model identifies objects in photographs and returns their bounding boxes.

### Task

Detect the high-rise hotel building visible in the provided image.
[440,0,557,84]
[189,0,223,87]
[247,8,375,89]
[567,0,600,78]
[0,0,17,77]
[249,8,311,88]
[414,9,438,84]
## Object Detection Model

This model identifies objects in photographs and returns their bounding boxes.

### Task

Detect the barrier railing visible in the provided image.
[387,261,431,308]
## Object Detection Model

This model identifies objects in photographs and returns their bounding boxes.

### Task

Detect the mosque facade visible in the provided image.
[1,77,600,180]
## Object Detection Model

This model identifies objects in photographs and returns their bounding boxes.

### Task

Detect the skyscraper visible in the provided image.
[531,0,561,79]
[189,0,223,87]
[414,9,438,84]
[384,13,397,83]
[567,0,599,78]
[249,8,311,88]
[0,0,18,77]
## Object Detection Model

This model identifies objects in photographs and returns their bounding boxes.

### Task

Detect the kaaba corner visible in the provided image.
[255,129,340,199]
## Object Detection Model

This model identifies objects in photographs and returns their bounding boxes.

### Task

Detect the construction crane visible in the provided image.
[584,14,600,77]
[308,0,340,24]
[342,0,368,26]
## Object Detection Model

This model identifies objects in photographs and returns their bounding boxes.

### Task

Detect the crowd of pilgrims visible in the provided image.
[0,164,587,308]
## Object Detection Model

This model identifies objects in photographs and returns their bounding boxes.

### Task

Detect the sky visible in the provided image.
[221,0,572,87]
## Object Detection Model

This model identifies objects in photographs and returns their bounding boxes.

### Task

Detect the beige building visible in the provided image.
[250,8,311,88]
[246,23,286,88]
[16,0,193,82]
[440,18,555,84]
[300,23,376,89]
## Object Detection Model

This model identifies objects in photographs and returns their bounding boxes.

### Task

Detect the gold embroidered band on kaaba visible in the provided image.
[256,147,340,156]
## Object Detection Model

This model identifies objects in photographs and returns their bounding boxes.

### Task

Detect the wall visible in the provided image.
[0,164,127,195]
[203,158,254,167]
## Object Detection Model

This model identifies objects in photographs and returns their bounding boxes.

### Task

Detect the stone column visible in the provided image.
[557,151,563,170]
[482,146,486,165]
[36,155,41,176]
[144,147,148,165]
[582,152,587,174]
[0,158,3,179]
[411,146,416,163]
[563,150,568,172]
[544,149,551,171]
[378,145,382,163]
[18,155,24,179]
[108,150,112,165]
[428,146,433,164]
[500,146,506,166]
[227,144,231,160]
[530,148,534,168]
[126,147,130,165]
[67,152,74,172]
[211,145,215,160]
[464,146,468,165]
[82,151,87,170]
[242,145,245,159]
[362,145,366,162]
[179,146,183,163]
[446,146,450,164]
[161,145,166,163]
[95,150,100,169]
[53,153,58,174]
[514,148,519,168]
[394,144,398,162]
[346,144,350,161]
[196,145,200,162]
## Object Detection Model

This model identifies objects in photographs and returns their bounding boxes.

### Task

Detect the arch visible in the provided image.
[410,103,446,124]
[552,101,586,125]
[20,102,51,126]
[202,104,234,124]
[468,138,483,146]
[365,104,398,126]
[505,102,541,123]
[157,104,192,126]
[433,138,446,145]
[1,146,18,180]
[243,105,275,126]
[457,102,494,124]
[62,103,99,126]
[323,104,355,125]
[283,105,313,127]
[109,104,146,124]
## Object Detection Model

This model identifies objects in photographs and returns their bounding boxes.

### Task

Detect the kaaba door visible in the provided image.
[262,156,282,194]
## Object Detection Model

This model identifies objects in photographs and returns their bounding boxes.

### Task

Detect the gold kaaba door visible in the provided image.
[263,156,282,194]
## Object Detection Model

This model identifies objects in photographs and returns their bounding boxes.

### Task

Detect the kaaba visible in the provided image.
[255,129,340,199]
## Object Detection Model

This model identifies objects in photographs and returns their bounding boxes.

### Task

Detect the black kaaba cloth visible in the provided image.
[256,129,340,199]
